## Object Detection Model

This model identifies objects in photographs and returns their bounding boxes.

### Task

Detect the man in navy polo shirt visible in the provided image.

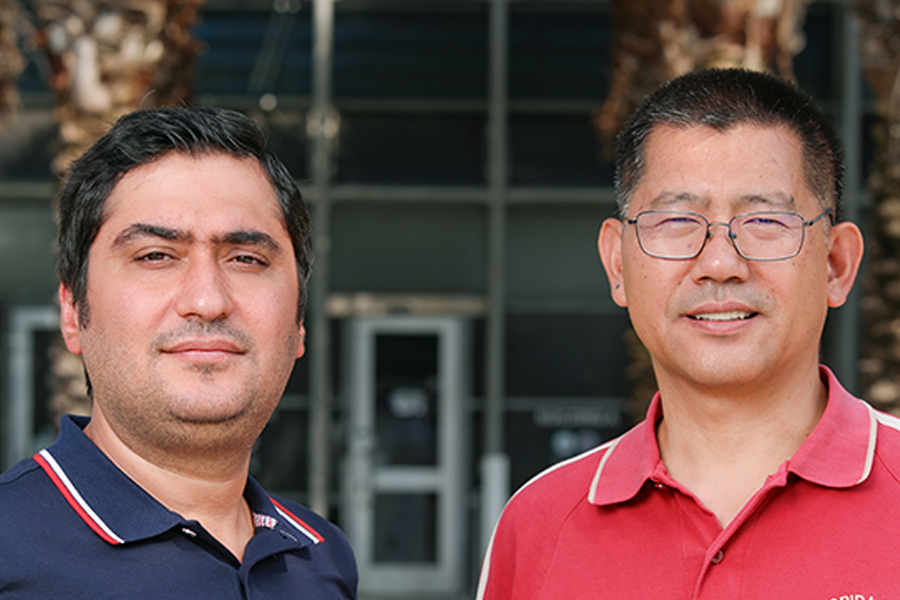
[0,107,357,598]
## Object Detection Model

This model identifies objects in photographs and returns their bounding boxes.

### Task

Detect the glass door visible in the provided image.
[342,315,469,596]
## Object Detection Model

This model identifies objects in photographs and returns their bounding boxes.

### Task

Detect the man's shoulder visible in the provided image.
[502,440,616,522]
[873,406,900,435]
[481,439,623,598]
[0,455,40,483]
[872,407,900,474]
[0,455,50,506]
[0,454,84,562]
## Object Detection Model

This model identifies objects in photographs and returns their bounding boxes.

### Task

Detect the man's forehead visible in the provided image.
[106,151,273,198]
[91,152,290,255]
[101,152,282,216]
[641,190,797,212]
[634,123,810,207]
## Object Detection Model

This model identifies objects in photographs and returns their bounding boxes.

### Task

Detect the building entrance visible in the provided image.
[342,315,470,597]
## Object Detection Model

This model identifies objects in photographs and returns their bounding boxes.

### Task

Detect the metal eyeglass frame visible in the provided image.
[625,208,834,261]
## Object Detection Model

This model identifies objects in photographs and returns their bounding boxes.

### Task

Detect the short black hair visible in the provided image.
[56,106,312,325]
[615,68,844,219]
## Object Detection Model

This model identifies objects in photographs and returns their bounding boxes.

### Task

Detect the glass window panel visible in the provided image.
[505,314,630,398]
[0,207,57,302]
[279,318,342,397]
[283,357,309,397]
[252,409,309,493]
[334,5,487,98]
[32,330,60,446]
[510,114,614,186]
[337,112,486,185]
[0,112,57,181]
[375,334,439,467]
[331,205,487,294]
[373,493,438,563]
[507,206,615,302]
[505,402,628,489]
[794,2,837,103]
[510,4,612,100]
[256,110,309,181]
[194,8,312,95]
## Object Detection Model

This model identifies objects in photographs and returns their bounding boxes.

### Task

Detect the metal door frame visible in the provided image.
[342,315,470,596]
[6,305,59,469]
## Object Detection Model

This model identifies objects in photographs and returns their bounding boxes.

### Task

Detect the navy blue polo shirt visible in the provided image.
[0,416,357,599]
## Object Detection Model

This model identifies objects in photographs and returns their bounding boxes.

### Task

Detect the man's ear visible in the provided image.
[59,284,83,355]
[296,323,306,359]
[598,218,627,307]
[826,221,865,308]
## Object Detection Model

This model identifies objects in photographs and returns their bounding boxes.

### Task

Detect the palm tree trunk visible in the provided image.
[34,0,205,175]
[857,0,900,415]
[0,0,23,123]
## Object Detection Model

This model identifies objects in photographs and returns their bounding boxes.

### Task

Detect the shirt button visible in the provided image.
[711,550,725,564]
[654,482,666,490]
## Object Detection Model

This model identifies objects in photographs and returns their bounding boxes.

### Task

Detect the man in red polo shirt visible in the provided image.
[477,69,898,598]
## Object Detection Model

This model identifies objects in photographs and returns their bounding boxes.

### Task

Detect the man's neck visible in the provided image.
[83,408,256,561]
[654,365,828,528]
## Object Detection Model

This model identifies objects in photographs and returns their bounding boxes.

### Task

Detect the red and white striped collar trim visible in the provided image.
[34,448,125,545]
[35,447,325,546]
[268,497,325,545]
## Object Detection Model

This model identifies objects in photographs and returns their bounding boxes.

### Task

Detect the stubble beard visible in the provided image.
[80,317,298,474]
[87,347,290,474]
[106,374,279,472]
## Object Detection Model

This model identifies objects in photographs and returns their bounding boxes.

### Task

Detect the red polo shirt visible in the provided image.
[477,367,900,599]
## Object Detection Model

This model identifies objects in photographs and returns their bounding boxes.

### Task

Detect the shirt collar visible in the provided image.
[589,366,876,506]
[786,366,876,488]
[37,415,323,548]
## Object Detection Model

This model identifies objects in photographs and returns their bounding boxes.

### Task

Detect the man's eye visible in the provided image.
[652,216,702,233]
[136,251,171,262]
[742,216,792,231]
[660,216,699,225]
[232,254,269,267]
[745,217,785,226]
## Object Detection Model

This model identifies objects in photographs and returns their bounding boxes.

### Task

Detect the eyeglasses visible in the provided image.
[625,209,834,261]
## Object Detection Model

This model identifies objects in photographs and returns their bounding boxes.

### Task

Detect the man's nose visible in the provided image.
[691,222,750,282]
[173,257,235,321]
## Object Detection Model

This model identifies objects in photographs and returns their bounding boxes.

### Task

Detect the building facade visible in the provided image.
[0,0,868,596]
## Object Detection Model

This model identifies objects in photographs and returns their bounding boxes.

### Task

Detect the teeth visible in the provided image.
[693,311,752,321]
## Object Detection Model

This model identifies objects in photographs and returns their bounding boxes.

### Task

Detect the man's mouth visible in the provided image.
[163,341,244,354]
[689,311,756,322]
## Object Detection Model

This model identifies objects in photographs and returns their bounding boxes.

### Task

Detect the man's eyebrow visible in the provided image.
[111,224,284,254]
[646,191,796,210]
[738,193,795,210]
[216,230,284,254]
[648,191,707,209]
[112,223,193,248]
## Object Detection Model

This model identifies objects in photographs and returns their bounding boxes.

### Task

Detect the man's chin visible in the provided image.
[170,408,247,426]
[164,394,278,437]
